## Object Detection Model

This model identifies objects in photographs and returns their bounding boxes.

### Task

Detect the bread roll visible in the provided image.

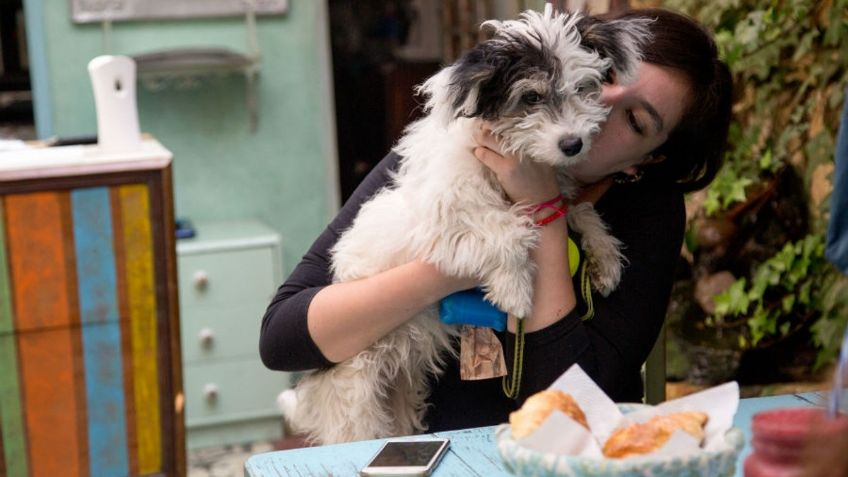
[602,411,709,458]
[509,390,589,438]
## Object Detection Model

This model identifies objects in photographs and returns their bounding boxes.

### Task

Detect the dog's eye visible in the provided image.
[603,69,617,84]
[522,91,544,105]
[576,80,599,96]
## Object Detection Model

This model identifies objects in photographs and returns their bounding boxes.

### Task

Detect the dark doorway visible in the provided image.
[0,0,34,140]
[328,0,441,202]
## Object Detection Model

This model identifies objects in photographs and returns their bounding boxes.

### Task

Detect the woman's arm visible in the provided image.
[259,153,474,371]
[308,260,473,362]
[518,207,575,331]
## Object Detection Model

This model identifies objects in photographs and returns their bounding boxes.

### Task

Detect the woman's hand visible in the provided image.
[472,126,562,205]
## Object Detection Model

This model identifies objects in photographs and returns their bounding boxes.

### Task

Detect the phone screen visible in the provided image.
[368,441,446,467]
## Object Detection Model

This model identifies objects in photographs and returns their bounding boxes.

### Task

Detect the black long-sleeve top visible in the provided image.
[260,151,685,433]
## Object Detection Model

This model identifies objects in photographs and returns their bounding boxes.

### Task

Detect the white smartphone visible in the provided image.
[359,438,450,476]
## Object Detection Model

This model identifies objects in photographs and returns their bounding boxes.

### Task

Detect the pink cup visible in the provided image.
[744,407,848,477]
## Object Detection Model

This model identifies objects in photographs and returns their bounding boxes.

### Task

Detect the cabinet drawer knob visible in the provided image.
[198,327,215,347]
[193,270,209,290]
[203,383,219,402]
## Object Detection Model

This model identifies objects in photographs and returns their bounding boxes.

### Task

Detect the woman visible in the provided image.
[260,8,733,433]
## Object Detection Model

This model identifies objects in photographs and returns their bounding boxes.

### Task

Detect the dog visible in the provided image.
[280,6,651,445]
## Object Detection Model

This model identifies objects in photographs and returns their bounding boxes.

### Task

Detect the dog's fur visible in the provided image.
[280,7,651,445]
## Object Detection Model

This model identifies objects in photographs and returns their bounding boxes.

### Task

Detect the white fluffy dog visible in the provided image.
[280,7,650,444]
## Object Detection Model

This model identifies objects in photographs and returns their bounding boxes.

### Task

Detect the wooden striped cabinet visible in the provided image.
[0,139,185,477]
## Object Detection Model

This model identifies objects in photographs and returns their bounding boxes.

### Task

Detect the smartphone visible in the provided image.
[359,438,450,476]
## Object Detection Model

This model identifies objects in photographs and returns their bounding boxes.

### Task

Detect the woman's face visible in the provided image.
[569,62,692,185]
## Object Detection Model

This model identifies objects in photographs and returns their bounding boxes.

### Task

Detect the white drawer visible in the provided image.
[180,302,267,363]
[177,246,278,311]
[183,358,290,427]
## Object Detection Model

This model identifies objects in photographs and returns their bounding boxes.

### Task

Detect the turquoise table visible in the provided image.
[244,391,828,476]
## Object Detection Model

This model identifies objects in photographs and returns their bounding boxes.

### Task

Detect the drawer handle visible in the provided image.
[193,270,209,290]
[203,383,219,402]
[198,327,215,347]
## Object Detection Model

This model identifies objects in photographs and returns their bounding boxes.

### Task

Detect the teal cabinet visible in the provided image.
[176,219,289,449]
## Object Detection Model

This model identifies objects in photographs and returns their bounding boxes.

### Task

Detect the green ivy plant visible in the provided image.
[677,0,848,220]
[665,0,848,368]
[708,232,848,369]
[703,164,753,216]
[708,235,833,351]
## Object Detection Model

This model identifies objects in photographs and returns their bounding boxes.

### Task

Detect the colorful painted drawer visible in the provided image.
[176,220,290,449]
[0,140,184,477]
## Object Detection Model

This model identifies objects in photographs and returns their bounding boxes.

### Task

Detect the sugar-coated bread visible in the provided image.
[509,390,589,438]
[602,411,709,459]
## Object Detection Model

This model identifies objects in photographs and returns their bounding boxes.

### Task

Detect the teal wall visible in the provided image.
[23,0,340,276]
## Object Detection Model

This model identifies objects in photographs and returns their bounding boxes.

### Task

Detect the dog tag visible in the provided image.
[459,325,507,380]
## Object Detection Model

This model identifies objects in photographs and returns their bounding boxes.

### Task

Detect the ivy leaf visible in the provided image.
[724,177,753,208]
[748,305,769,346]
[716,30,742,66]
[758,149,774,171]
[685,226,699,254]
[782,294,796,313]
[792,29,819,61]
[811,314,848,369]
[748,267,770,300]
[787,255,811,285]
[798,280,812,305]
[736,11,765,47]
[713,292,731,317]
[704,189,721,216]
[714,278,750,317]
[770,243,795,273]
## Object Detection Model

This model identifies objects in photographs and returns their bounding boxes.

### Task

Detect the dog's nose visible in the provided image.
[559,137,583,157]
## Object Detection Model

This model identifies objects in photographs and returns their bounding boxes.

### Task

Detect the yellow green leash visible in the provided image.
[502,317,525,399]
[579,260,595,321]
[501,237,593,399]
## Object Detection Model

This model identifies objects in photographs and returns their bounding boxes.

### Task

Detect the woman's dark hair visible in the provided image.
[607,8,734,192]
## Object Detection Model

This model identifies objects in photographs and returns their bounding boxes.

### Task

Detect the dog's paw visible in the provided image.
[567,202,626,297]
[484,281,533,319]
[277,389,298,420]
[587,254,622,297]
[499,295,533,320]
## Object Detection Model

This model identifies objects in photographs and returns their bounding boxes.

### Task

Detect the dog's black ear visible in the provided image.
[447,41,504,119]
[414,39,508,124]
[448,31,551,120]
[577,16,652,84]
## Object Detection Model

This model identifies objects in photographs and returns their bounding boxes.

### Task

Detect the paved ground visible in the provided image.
[188,432,309,476]
[188,440,277,477]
